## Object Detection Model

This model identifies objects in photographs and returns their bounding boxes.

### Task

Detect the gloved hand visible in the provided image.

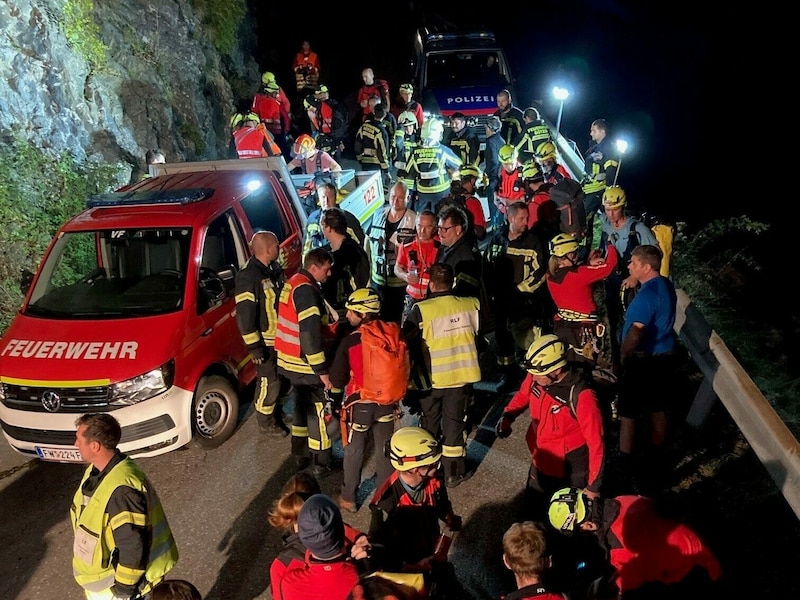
[249,349,265,366]
[495,415,513,439]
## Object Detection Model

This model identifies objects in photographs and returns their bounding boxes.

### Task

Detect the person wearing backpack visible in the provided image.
[597,186,658,372]
[402,264,481,488]
[495,334,606,518]
[329,288,409,514]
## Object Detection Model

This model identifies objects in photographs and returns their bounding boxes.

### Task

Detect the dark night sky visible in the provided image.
[253,2,737,227]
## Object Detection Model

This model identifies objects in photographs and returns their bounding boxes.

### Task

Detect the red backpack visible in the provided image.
[360,319,410,404]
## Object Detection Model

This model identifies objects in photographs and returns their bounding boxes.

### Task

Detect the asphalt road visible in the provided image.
[0,390,535,600]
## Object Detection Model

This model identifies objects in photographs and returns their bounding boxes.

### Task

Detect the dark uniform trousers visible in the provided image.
[420,386,469,478]
[290,383,333,467]
[254,348,290,417]
[340,401,396,503]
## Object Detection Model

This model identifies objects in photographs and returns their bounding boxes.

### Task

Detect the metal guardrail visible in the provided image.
[674,289,800,519]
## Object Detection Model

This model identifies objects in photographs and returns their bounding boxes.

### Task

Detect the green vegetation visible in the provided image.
[62,0,109,70]
[0,138,126,332]
[191,0,247,55]
[673,217,799,435]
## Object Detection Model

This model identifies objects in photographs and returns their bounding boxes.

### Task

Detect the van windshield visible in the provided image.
[25,228,192,318]
[425,50,509,89]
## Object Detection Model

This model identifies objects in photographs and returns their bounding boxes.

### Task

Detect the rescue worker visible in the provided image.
[392,82,424,128]
[403,118,462,212]
[286,133,342,174]
[365,180,417,323]
[483,201,552,391]
[452,164,487,242]
[229,111,281,159]
[354,102,391,184]
[292,40,320,95]
[501,521,567,600]
[495,144,525,223]
[494,88,525,146]
[71,413,178,600]
[330,289,399,514]
[495,335,606,517]
[533,141,571,186]
[320,208,371,318]
[483,115,505,232]
[443,111,480,168]
[547,488,722,596]
[234,231,290,436]
[276,248,338,477]
[522,161,558,241]
[434,206,482,300]
[276,494,360,600]
[581,119,619,248]
[303,182,365,262]
[253,71,292,129]
[515,107,555,165]
[253,77,292,158]
[403,264,480,487]
[546,233,618,369]
[357,68,390,121]
[305,89,348,160]
[597,186,658,371]
[393,110,419,183]
[394,210,440,325]
[367,426,463,571]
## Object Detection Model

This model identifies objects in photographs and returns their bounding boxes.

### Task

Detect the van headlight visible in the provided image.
[109,360,175,406]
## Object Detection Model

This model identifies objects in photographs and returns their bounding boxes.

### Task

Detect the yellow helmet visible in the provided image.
[230,112,259,128]
[534,141,557,162]
[264,80,279,93]
[549,233,581,257]
[261,71,276,85]
[498,144,517,164]
[345,288,381,314]
[386,427,442,471]
[459,165,481,181]
[521,161,544,181]
[293,134,316,158]
[548,487,589,534]
[523,334,567,375]
[399,83,414,93]
[602,185,627,209]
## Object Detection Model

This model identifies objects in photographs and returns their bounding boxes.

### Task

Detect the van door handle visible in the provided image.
[201,328,213,336]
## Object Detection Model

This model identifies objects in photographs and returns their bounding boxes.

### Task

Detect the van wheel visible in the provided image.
[192,375,239,448]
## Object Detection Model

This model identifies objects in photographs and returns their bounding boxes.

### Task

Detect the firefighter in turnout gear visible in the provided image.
[404,118,462,212]
[235,231,290,436]
[403,264,480,488]
[582,119,620,249]
[515,106,554,165]
[393,110,419,182]
[276,248,338,476]
[484,201,553,391]
[355,103,391,181]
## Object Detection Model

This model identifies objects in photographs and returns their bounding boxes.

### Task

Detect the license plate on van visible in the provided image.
[36,446,83,462]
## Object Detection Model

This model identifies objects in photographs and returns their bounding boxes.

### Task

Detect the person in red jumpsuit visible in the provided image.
[548,487,722,597]
[547,233,619,370]
[496,334,606,518]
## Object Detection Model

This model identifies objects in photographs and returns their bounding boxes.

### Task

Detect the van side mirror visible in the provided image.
[20,269,34,296]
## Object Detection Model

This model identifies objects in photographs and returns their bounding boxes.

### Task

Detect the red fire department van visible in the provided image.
[0,158,383,462]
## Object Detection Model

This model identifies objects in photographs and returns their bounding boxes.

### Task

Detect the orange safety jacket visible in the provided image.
[496,167,525,212]
[275,270,329,383]
[253,94,290,136]
[233,124,281,158]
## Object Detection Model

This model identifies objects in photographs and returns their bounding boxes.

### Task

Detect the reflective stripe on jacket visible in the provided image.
[70,457,178,594]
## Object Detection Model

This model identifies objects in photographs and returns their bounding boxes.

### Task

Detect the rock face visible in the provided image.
[0,0,259,181]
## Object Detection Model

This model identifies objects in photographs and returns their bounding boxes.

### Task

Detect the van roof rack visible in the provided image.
[87,188,215,208]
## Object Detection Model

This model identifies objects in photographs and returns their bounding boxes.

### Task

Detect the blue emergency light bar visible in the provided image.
[87,188,215,208]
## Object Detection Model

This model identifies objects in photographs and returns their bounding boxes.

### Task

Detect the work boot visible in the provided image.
[256,412,289,438]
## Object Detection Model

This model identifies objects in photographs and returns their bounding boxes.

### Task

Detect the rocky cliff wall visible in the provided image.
[0,0,257,181]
